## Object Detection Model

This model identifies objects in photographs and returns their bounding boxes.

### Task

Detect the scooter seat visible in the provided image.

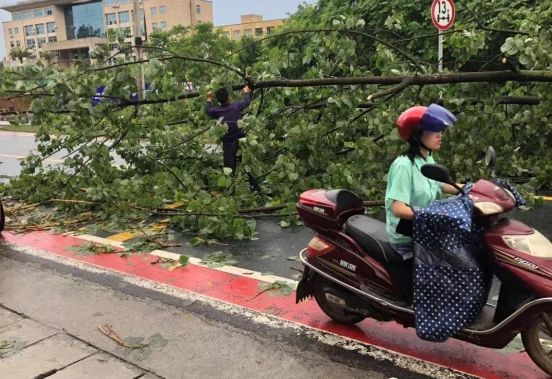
[345,215,409,269]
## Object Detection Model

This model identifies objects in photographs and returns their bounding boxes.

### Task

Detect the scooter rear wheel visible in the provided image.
[312,274,366,325]
[521,312,552,375]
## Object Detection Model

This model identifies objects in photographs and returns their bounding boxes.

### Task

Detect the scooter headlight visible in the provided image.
[503,231,552,258]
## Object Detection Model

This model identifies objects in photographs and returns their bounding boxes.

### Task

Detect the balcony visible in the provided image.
[42,36,108,52]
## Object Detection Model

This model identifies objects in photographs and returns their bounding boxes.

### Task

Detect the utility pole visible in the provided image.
[190,0,196,25]
[132,0,145,101]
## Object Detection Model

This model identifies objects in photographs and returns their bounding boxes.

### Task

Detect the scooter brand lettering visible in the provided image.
[514,257,539,270]
[313,206,326,215]
[340,260,357,272]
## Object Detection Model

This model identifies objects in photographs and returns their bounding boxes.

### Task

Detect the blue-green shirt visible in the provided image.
[385,155,443,244]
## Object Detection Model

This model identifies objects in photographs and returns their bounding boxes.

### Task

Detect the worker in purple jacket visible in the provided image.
[205,86,251,173]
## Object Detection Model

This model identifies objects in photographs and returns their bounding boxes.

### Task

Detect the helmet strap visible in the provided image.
[420,140,432,153]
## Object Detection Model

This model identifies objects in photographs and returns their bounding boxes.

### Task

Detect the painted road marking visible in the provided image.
[0,153,64,163]
[106,232,139,242]
[0,130,36,137]
[74,233,297,287]
[534,196,552,202]
[1,230,547,379]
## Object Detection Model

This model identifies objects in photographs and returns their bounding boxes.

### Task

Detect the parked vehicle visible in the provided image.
[296,160,552,375]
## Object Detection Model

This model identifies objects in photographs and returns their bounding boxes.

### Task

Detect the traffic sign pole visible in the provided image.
[438,30,443,73]
[431,0,455,74]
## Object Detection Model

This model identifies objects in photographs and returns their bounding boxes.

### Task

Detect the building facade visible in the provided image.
[219,14,283,41]
[2,0,213,67]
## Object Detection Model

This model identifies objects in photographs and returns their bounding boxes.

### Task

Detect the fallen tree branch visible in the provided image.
[97,324,149,350]
[3,70,552,116]
[367,76,417,102]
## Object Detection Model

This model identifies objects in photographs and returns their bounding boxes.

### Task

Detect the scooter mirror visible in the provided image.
[422,164,465,195]
[421,164,452,184]
[484,146,497,179]
[485,146,497,169]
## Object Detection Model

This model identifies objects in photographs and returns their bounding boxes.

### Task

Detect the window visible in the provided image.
[232,30,241,39]
[16,40,21,47]
[48,36,57,42]
[103,0,114,6]
[244,29,252,36]
[152,22,159,30]
[33,8,44,17]
[13,12,22,21]
[118,0,128,4]
[196,5,201,14]
[121,26,131,38]
[159,5,166,14]
[105,13,117,25]
[26,39,35,49]
[267,26,275,34]
[46,22,56,33]
[160,21,167,30]
[45,7,54,16]
[223,31,230,38]
[118,11,129,23]
[35,24,45,35]
[37,37,46,47]
[10,41,15,48]
[68,1,105,39]
[24,25,35,36]
[8,28,13,35]
[255,28,263,36]
[15,27,19,34]
[22,10,33,20]
[151,7,157,16]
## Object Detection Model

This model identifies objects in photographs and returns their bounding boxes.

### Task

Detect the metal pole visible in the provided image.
[132,0,145,100]
[438,29,443,73]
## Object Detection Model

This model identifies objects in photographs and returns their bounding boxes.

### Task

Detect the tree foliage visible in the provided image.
[1,0,551,240]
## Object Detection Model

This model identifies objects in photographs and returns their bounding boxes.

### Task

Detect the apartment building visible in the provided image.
[1,0,213,67]
[220,14,283,41]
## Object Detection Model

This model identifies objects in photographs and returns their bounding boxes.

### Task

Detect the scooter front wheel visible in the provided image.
[521,311,552,375]
[312,274,366,325]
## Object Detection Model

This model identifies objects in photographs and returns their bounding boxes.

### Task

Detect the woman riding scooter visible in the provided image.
[385,104,461,260]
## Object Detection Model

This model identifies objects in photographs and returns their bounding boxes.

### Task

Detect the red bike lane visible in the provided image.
[1,230,547,379]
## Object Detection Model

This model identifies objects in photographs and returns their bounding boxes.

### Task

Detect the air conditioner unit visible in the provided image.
[113,4,119,8]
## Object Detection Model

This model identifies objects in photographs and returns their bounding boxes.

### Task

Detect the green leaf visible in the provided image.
[178,255,189,266]
[217,176,229,187]
[280,220,290,228]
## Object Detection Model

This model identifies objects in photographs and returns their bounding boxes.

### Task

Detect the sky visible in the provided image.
[0,0,317,59]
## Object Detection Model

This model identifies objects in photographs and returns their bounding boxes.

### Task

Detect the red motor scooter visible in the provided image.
[295,162,552,375]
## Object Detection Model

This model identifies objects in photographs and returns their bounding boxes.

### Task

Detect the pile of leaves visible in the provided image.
[1,0,551,241]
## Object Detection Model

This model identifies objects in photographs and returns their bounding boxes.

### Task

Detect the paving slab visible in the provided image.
[0,333,96,379]
[50,352,144,379]
[0,307,22,328]
[0,318,58,358]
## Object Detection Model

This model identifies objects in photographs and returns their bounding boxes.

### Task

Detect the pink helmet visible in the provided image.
[396,104,457,141]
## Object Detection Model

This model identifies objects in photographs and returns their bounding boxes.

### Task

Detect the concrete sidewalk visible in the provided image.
[0,307,150,379]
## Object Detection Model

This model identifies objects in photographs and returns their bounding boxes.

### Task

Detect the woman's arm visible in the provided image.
[392,201,415,220]
[443,183,464,195]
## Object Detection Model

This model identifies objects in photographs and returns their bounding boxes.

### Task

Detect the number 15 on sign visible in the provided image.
[431,0,455,72]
